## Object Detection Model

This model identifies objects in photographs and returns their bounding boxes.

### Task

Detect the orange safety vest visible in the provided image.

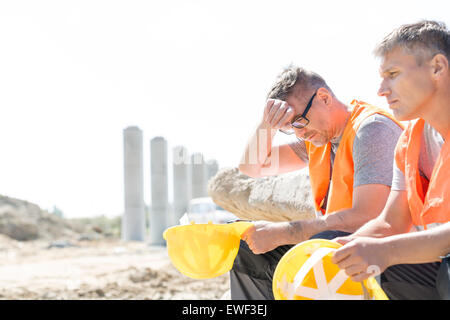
[394,119,450,230]
[305,100,404,215]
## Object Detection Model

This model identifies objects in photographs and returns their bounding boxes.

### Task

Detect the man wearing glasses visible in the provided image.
[232,66,404,299]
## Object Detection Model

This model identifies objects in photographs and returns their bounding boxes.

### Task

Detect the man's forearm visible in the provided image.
[284,208,369,244]
[348,190,412,239]
[349,216,399,238]
[319,206,386,235]
[384,223,450,265]
[239,120,276,176]
[283,206,391,245]
[284,219,327,244]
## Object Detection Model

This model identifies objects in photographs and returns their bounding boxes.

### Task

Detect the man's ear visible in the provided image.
[316,87,333,106]
[430,53,449,80]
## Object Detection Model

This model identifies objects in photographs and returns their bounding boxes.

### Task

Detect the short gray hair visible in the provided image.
[267,65,332,101]
[374,20,450,64]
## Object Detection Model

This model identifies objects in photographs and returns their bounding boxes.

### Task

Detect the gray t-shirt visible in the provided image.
[288,114,403,207]
[391,122,444,191]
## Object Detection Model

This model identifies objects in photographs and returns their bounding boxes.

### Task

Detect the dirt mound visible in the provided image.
[0,195,85,241]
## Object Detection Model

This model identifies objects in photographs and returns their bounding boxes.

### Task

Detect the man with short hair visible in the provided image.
[332,20,450,300]
[232,66,404,299]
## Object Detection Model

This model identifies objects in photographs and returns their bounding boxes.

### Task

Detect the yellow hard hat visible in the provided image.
[273,239,388,300]
[163,221,252,279]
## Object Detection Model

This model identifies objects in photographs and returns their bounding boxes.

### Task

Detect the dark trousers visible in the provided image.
[230,230,449,300]
[230,230,350,300]
[381,262,441,299]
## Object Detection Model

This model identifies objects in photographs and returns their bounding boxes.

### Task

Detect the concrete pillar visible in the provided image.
[191,153,207,199]
[122,126,146,241]
[150,137,168,245]
[172,146,191,226]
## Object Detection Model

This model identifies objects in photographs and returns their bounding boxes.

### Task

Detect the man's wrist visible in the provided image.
[378,237,398,268]
[259,118,272,130]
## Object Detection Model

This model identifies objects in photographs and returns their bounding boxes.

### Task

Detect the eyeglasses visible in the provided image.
[279,91,317,135]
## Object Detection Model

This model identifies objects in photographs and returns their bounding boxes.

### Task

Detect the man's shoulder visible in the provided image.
[356,113,403,138]
[352,113,404,160]
[350,112,402,187]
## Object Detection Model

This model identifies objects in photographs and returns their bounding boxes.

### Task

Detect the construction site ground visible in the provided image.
[0,236,229,300]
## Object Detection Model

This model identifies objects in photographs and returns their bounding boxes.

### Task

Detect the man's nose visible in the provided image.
[377,80,391,97]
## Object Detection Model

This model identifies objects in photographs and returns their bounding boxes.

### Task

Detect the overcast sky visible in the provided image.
[0,0,449,218]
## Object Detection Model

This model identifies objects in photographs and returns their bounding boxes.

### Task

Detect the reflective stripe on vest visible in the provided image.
[306,101,404,215]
